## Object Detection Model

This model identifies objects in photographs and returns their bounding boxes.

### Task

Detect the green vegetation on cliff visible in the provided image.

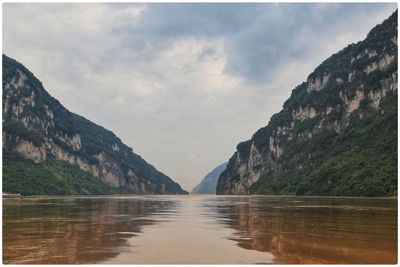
[218,10,397,196]
[3,151,118,195]
[3,55,187,195]
[250,90,397,196]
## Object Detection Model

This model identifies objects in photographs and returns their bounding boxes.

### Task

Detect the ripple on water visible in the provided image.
[3,195,397,264]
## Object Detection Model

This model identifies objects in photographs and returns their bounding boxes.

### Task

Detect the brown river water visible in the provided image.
[2,195,397,264]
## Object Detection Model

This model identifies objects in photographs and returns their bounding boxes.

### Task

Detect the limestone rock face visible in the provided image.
[3,55,187,195]
[217,11,398,196]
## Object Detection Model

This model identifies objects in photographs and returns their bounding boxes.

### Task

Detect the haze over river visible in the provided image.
[3,195,397,264]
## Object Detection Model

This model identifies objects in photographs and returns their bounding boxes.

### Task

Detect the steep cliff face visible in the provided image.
[192,162,227,194]
[3,55,187,195]
[217,11,397,196]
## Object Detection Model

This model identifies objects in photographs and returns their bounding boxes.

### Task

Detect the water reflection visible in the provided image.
[3,196,175,264]
[215,196,398,264]
[104,195,274,264]
[3,195,397,264]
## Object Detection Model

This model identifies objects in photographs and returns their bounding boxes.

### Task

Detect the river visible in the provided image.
[3,195,397,264]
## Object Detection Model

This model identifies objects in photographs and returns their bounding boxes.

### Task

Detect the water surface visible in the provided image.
[3,195,397,264]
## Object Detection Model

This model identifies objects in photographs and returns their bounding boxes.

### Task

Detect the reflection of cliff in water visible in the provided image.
[3,197,176,264]
[216,196,397,264]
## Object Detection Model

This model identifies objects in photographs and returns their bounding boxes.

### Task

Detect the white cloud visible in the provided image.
[3,3,397,190]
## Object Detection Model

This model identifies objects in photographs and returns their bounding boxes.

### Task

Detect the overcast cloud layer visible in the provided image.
[3,3,397,190]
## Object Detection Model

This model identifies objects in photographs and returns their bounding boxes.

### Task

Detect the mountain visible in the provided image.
[217,11,397,196]
[2,55,187,195]
[192,162,227,194]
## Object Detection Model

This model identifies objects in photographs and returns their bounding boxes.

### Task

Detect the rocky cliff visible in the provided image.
[217,11,397,196]
[192,162,227,194]
[3,55,187,195]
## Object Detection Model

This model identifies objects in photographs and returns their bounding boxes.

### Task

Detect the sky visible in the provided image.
[3,3,397,191]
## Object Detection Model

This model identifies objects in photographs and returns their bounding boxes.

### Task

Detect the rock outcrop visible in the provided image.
[3,55,187,195]
[217,11,397,196]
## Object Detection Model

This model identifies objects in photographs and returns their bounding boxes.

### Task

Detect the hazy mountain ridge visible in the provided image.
[2,55,187,195]
[192,162,227,194]
[217,11,398,196]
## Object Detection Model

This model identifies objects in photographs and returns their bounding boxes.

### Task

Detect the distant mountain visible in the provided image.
[217,10,397,196]
[2,55,187,195]
[192,162,227,194]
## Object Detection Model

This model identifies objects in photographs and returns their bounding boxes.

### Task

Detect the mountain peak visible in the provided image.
[3,55,188,195]
[192,162,227,194]
[217,10,397,196]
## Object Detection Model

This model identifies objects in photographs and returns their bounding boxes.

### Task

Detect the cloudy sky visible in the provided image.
[3,3,397,191]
